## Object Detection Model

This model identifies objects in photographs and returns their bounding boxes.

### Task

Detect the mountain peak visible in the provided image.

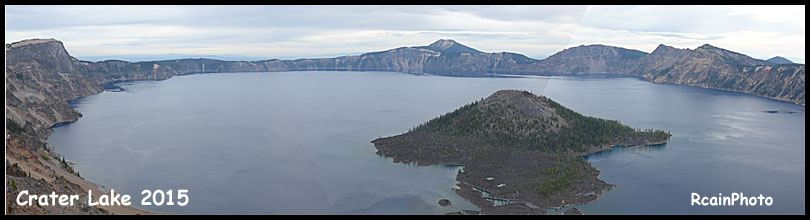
[692,43,771,66]
[697,43,721,50]
[423,39,482,54]
[483,90,547,106]
[547,44,647,60]
[766,56,794,64]
[655,44,673,49]
[650,44,681,54]
[428,39,459,50]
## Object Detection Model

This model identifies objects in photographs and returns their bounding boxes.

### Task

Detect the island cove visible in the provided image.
[372,90,671,214]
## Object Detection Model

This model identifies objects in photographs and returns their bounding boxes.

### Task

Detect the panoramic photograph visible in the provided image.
[4,5,805,215]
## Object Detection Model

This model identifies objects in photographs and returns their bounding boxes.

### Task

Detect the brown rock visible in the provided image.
[438,199,452,207]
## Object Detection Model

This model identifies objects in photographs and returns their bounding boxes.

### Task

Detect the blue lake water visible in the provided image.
[48,71,805,214]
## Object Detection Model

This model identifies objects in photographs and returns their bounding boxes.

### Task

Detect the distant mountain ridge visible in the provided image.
[4,38,805,137]
[416,39,483,55]
[75,54,274,62]
[3,37,805,214]
[628,44,804,105]
[767,56,794,64]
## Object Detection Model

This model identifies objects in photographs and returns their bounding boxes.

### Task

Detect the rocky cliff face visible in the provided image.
[630,44,805,105]
[526,44,648,75]
[9,38,802,112]
[5,39,154,214]
[6,39,77,74]
[6,39,102,137]
[518,43,804,105]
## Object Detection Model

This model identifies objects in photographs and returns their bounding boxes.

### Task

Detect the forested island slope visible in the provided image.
[372,90,671,214]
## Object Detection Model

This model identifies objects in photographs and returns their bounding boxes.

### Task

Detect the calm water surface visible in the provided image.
[48,71,804,214]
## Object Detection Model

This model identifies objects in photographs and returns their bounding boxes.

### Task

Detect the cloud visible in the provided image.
[568,5,805,63]
[4,5,804,63]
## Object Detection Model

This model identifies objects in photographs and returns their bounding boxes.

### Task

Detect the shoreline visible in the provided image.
[37,155,156,215]
[43,85,161,215]
[446,138,669,215]
[488,73,805,107]
[6,78,166,215]
[371,90,674,215]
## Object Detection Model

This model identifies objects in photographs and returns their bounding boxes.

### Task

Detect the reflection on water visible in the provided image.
[586,144,669,160]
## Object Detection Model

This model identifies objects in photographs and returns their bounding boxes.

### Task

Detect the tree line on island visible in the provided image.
[374,90,671,213]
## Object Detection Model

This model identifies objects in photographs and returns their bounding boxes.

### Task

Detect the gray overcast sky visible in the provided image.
[5,5,806,63]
